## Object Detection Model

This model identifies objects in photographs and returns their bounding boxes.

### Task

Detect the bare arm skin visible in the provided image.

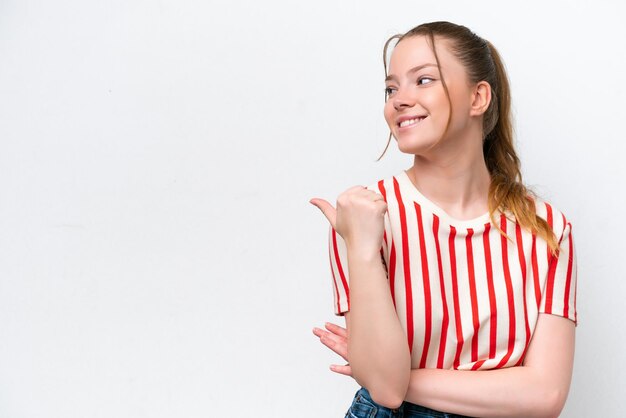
[343,255,410,408]
[404,314,575,418]
[311,190,411,408]
[315,314,574,417]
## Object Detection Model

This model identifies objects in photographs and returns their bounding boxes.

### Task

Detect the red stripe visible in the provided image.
[378,180,392,302]
[393,177,414,352]
[544,203,556,313]
[471,359,486,371]
[531,234,541,309]
[433,215,449,369]
[574,268,578,324]
[496,214,516,369]
[415,202,432,368]
[545,203,554,248]
[482,223,497,359]
[332,229,350,311]
[449,226,464,370]
[378,179,387,200]
[378,180,396,306]
[515,223,531,366]
[389,242,397,308]
[465,228,480,362]
[563,223,574,319]
[328,240,342,313]
[378,180,388,250]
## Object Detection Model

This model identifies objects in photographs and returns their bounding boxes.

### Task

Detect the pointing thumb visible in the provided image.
[309,198,337,229]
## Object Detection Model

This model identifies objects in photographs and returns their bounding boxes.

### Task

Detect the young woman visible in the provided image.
[310,21,577,418]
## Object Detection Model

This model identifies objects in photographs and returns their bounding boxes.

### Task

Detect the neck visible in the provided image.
[407,132,491,221]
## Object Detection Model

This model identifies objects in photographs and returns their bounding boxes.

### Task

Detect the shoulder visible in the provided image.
[531,196,573,241]
[364,172,406,199]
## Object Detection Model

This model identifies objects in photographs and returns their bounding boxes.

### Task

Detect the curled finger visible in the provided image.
[330,363,353,377]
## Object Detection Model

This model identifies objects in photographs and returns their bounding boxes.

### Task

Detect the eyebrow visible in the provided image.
[385,63,438,82]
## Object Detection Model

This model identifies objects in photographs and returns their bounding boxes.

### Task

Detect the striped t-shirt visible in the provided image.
[328,170,577,371]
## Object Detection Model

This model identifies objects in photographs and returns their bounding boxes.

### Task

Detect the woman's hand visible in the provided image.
[310,186,387,258]
[312,322,353,377]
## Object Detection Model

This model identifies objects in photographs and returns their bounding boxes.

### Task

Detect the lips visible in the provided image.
[397,115,427,128]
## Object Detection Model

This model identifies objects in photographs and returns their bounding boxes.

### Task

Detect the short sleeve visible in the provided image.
[326,182,390,316]
[328,226,350,315]
[539,221,578,324]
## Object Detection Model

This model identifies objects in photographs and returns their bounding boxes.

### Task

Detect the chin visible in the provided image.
[396,139,438,155]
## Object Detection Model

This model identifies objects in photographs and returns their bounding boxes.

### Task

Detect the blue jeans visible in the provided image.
[345,387,473,418]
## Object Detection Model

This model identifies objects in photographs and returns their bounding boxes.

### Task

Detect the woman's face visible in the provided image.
[383,35,475,155]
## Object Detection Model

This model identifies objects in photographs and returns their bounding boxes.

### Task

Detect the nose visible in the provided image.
[392,87,416,111]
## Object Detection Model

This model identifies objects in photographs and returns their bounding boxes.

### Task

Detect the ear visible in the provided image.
[469,81,492,116]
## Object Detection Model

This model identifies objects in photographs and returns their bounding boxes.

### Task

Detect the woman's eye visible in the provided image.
[417,77,434,85]
[384,87,396,98]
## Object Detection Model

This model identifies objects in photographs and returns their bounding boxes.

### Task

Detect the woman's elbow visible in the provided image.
[527,386,569,418]
[368,388,405,409]
[541,388,569,418]
[365,373,410,409]
[349,350,411,409]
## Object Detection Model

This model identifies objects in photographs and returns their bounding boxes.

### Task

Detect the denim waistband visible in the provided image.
[345,387,473,418]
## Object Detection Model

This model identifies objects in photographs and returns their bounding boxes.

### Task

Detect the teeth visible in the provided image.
[399,117,424,127]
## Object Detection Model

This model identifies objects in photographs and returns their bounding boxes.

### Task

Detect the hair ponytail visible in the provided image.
[483,41,559,255]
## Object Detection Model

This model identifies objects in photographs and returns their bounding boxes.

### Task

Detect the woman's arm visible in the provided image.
[405,314,575,418]
[311,192,411,408]
[315,313,574,417]
[343,255,410,408]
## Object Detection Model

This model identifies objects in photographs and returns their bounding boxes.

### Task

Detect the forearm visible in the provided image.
[405,315,574,417]
[406,366,570,418]
[347,250,411,408]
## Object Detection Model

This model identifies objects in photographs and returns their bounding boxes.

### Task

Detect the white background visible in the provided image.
[0,0,624,417]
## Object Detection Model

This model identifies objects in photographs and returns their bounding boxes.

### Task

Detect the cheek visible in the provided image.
[383,103,395,128]
[443,82,472,117]
[425,89,449,110]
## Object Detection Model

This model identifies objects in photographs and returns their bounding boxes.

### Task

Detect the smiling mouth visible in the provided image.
[398,116,427,128]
